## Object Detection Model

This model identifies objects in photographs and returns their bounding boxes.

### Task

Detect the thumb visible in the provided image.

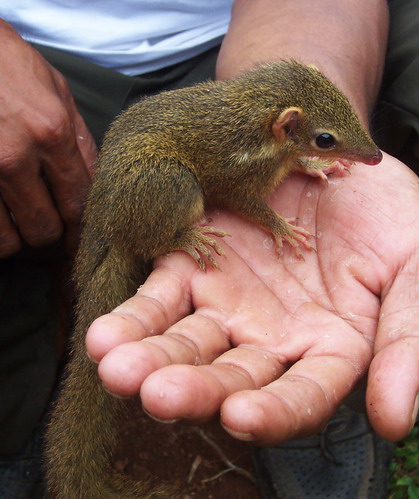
[367,257,419,441]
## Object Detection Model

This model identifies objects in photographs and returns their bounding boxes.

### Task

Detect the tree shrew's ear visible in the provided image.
[272,106,304,141]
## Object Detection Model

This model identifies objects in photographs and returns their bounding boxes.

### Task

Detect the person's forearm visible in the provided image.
[217,0,389,126]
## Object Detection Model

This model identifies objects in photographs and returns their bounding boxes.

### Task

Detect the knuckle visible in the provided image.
[52,68,71,94]
[33,109,73,149]
[0,151,24,179]
[0,236,22,258]
[21,211,63,247]
[56,185,88,226]
[61,199,84,227]
[25,224,63,247]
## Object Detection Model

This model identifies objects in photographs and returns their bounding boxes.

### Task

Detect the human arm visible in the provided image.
[0,19,96,256]
[217,0,388,124]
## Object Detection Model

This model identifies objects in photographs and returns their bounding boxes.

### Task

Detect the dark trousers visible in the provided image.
[373,0,419,174]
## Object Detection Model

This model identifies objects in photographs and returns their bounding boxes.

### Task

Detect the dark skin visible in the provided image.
[0,19,96,257]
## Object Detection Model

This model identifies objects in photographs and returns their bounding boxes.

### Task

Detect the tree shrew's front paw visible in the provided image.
[297,157,354,182]
[271,217,315,260]
[173,225,229,270]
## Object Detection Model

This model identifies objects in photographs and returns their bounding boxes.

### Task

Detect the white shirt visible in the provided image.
[0,0,232,75]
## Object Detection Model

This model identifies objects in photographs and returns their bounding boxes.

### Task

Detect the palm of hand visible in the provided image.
[87,152,419,444]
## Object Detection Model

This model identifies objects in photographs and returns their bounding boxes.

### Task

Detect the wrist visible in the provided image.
[0,17,20,38]
[216,0,389,129]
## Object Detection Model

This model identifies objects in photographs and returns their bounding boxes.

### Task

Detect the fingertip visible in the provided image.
[98,342,148,397]
[367,342,419,441]
[140,365,222,422]
[24,219,64,248]
[368,391,419,442]
[0,237,21,258]
[220,390,265,442]
[140,365,199,417]
[220,378,336,446]
[221,389,297,446]
[85,313,139,361]
[140,368,185,419]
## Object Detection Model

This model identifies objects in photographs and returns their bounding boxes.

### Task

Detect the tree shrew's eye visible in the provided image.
[315,133,336,149]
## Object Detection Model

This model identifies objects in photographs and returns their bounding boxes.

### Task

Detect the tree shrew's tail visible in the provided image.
[44,239,168,498]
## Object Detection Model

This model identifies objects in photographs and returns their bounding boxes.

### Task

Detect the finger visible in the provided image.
[86,257,198,361]
[139,345,287,422]
[98,313,230,398]
[139,313,372,437]
[217,312,374,444]
[0,158,63,247]
[221,355,364,445]
[50,63,97,174]
[367,337,419,441]
[24,85,94,252]
[69,101,97,175]
[0,196,21,257]
[41,134,92,254]
[369,254,419,440]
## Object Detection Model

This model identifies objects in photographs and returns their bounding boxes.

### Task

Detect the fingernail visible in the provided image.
[142,406,181,424]
[101,383,131,400]
[221,422,254,441]
[411,394,419,428]
[86,351,99,364]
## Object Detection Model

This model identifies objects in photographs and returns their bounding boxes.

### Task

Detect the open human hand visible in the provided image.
[86,152,419,445]
[0,20,96,257]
